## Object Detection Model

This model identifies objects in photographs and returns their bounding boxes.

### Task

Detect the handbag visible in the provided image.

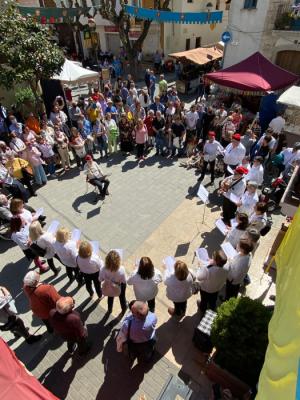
[122,318,132,358]
[101,279,121,297]
[30,242,46,257]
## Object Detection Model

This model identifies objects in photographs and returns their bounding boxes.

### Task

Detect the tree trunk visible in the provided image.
[29,80,45,116]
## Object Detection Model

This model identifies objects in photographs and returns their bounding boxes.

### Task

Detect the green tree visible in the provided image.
[0,3,64,112]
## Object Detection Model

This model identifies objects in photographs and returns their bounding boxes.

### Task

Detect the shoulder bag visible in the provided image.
[122,318,133,358]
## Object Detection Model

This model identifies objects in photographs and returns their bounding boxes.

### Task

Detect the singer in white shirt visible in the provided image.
[246,156,264,186]
[223,134,246,175]
[198,131,224,184]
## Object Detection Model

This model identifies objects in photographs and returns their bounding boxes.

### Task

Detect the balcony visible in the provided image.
[274,3,300,31]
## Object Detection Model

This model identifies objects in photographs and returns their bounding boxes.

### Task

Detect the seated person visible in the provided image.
[84,155,110,198]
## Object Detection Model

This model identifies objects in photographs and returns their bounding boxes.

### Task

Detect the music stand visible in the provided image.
[197,184,209,225]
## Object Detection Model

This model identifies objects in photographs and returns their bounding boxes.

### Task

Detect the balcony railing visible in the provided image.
[274,2,300,31]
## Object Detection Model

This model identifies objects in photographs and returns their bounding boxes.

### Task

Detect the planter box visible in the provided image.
[205,360,251,398]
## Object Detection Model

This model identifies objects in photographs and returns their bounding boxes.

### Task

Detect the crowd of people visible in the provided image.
[0,67,298,400]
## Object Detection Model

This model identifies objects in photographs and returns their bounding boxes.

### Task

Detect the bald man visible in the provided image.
[49,297,89,355]
[116,300,157,362]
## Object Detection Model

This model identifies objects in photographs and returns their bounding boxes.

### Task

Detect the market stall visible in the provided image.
[169,46,223,94]
[52,59,99,84]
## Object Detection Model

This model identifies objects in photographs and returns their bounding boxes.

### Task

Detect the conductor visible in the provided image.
[84,155,110,199]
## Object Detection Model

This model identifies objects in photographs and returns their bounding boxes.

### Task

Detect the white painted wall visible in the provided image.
[223,0,271,67]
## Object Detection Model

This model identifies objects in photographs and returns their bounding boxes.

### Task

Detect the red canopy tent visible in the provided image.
[0,338,59,400]
[205,52,299,94]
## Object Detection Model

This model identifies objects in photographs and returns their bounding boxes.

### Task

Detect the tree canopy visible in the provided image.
[0,3,64,93]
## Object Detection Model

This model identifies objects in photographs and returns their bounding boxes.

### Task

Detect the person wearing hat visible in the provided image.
[105,99,118,121]
[83,155,110,198]
[49,296,89,355]
[116,300,157,362]
[198,131,224,184]
[223,133,246,177]
[23,271,61,333]
[237,181,259,217]
[219,166,248,225]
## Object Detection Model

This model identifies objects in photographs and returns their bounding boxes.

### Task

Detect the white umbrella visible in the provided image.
[277,86,300,108]
[52,59,99,84]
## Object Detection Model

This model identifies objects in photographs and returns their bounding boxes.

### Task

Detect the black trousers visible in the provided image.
[129,338,156,362]
[67,336,89,355]
[42,318,53,333]
[225,280,240,300]
[173,301,187,316]
[47,258,60,274]
[136,143,145,158]
[200,159,216,182]
[82,271,102,297]
[4,181,29,203]
[222,196,237,224]
[65,266,83,284]
[90,177,110,196]
[224,163,238,177]
[199,289,218,312]
[147,298,155,313]
[21,175,35,196]
[108,283,127,312]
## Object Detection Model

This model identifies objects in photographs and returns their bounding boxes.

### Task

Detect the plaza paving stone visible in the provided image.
[0,150,281,399]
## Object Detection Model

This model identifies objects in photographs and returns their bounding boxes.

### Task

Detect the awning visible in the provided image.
[277,85,300,107]
[169,46,223,66]
[205,52,299,94]
[52,59,99,84]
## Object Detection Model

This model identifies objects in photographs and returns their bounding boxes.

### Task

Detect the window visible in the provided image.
[225,0,231,10]
[216,0,220,10]
[186,38,190,50]
[187,0,193,3]
[244,0,257,9]
[195,37,201,48]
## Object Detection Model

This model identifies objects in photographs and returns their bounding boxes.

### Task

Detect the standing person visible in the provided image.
[116,301,157,362]
[249,202,268,232]
[49,296,90,355]
[225,239,253,300]
[246,156,264,186]
[149,70,156,102]
[152,111,166,156]
[0,285,42,344]
[221,116,236,147]
[185,104,199,142]
[196,250,228,313]
[70,128,86,169]
[144,110,155,148]
[53,227,82,284]
[223,134,246,176]
[23,271,61,333]
[269,111,285,134]
[224,212,249,249]
[150,96,165,114]
[237,181,259,216]
[153,50,162,73]
[99,250,127,314]
[36,136,56,177]
[170,114,186,157]
[219,166,248,225]
[144,69,151,92]
[202,107,216,143]
[138,88,151,114]
[22,142,48,186]
[133,119,148,162]
[158,74,168,96]
[10,217,48,273]
[104,113,119,154]
[195,75,205,104]
[164,260,194,318]
[29,221,61,276]
[93,118,108,158]
[54,125,71,171]
[84,154,110,198]
[119,113,134,155]
[127,257,162,312]
[198,131,223,184]
[77,241,103,299]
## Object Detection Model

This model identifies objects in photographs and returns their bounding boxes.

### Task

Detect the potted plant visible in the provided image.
[208,297,272,393]
[274,12,293,30]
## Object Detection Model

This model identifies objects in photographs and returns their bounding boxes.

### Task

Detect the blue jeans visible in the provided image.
[33,165,47,185]
[155,134,165,154]
[97,136,108,157]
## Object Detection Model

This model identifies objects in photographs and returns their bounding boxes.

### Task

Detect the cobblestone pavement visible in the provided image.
[0,144,282,399]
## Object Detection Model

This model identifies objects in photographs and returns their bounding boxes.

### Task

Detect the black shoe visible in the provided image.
[68,343,77,355]
[106,190,110,195]
[155,151,159,156]
[39,215,46,222]
[26,334,43,344]
[53,266,61,276]
[197,177,204,182]
[31,192,37,197]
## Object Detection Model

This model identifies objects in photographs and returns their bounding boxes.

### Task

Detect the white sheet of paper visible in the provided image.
[215,218,228,235]
[135,258,140,267]
[197,184,209,204]
[229,192,240,205]
[163,256,175,274]
[90,241,99,254]
[47,220,60,235]
[113,249,123,260]
[227,166,234,175]
[230,218,238,228]
[221,242,238,259]
[35,207,44,218]
[71,229,81,242]
[195,248,210,266]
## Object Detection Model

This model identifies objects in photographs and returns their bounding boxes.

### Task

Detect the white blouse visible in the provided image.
[164,271,194,303]
[53,240,78,268]
[11,225,30,250]
[99,266,127,284]
[35,232,56,259]
[77,254,103,275]
[127,268,162,301]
